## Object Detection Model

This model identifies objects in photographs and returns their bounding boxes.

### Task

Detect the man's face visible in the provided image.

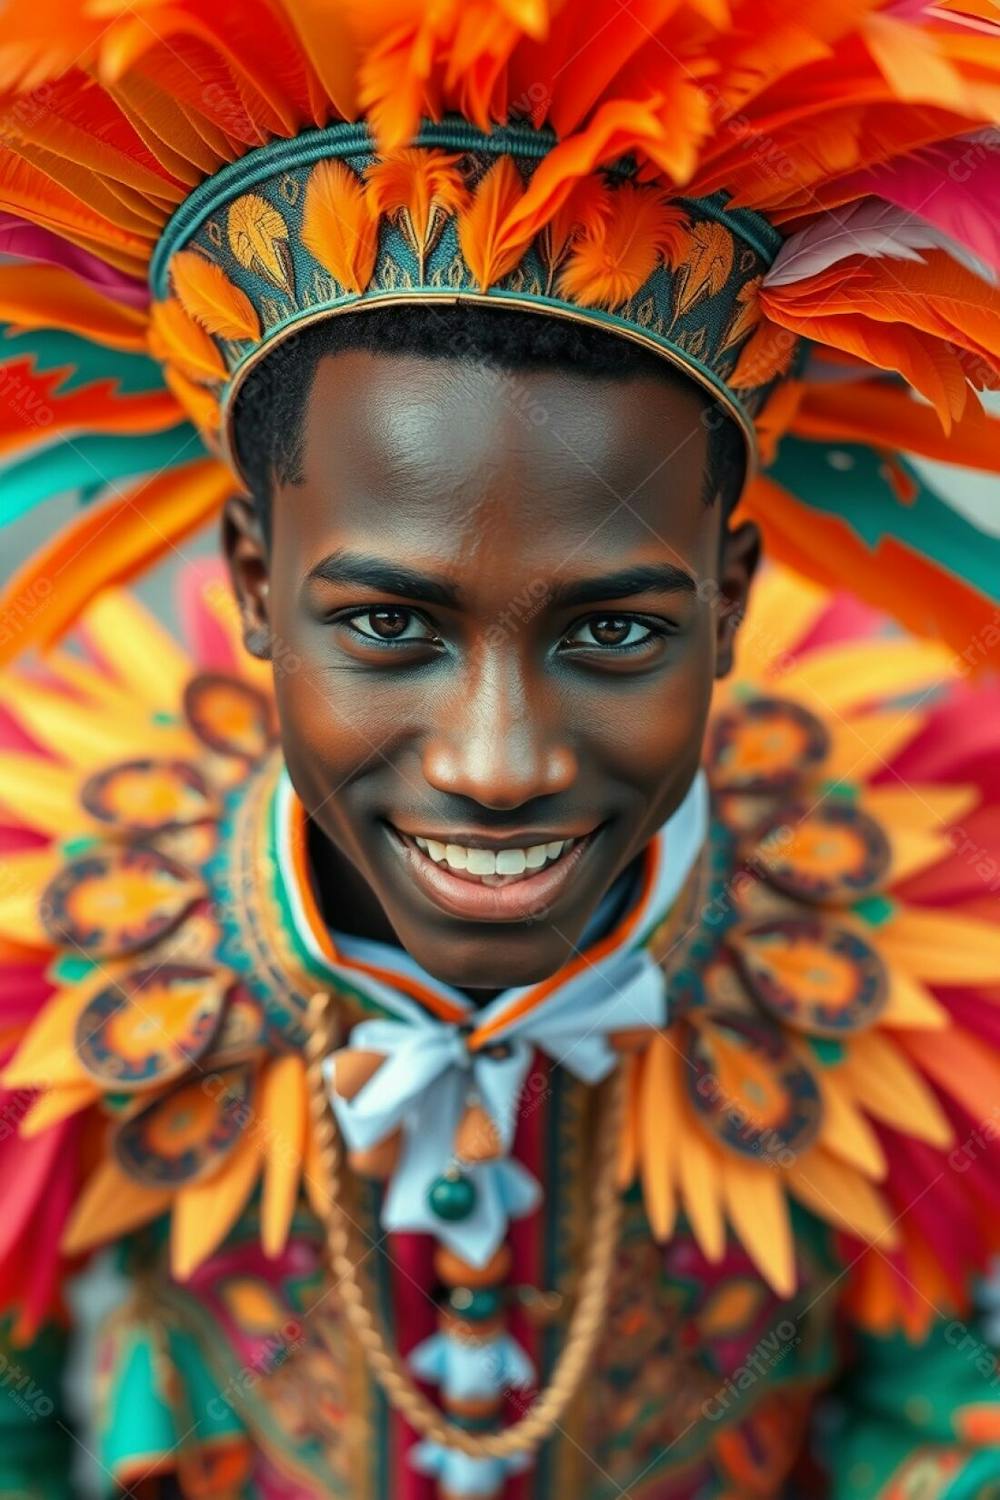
[226,348,758,992]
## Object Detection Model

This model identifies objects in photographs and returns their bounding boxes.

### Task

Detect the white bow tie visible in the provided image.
[323,945,667,1264]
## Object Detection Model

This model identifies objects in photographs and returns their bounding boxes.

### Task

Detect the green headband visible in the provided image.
[152,119,793,482]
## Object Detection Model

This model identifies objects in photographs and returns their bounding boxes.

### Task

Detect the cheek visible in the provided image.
[582,624,716,789]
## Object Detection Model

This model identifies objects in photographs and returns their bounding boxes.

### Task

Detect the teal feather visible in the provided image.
[768,437,1000,605]
[0,425,204,528]
[0,326,166,396]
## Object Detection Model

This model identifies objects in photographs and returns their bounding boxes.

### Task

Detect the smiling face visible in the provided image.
[225,346,759,992]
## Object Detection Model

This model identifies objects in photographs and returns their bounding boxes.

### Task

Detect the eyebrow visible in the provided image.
[305,552,698,609]
[547,564,698,608]
[306,552,460,607]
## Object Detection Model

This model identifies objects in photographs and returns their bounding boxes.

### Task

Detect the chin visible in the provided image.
[405,929,578,995]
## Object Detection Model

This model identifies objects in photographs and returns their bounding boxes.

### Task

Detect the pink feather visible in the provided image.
[0,216,150,309]
[766,197,997,289]
[827,140,1000,282]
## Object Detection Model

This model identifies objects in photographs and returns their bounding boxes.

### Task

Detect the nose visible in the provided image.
[421,651,578,809]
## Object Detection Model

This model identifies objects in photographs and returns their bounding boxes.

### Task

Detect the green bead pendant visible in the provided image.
[427,1169,477,1222]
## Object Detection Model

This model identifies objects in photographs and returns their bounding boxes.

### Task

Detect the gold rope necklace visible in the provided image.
[303,989,625,1460]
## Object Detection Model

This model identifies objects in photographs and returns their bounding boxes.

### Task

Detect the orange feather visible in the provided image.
[0,459,233,665]
[0,263,148,350]
[792,379,1000,472]
[169,249,260,341]
[558,184,688,309]
[148,296,228,383]
[674,218,735,318]
[457,155,526,290]
[365,148,470,280]
[301,157,378,296]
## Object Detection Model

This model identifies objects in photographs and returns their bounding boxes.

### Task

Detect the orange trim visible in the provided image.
[287,795,663,1030]
[287,798,467,1022]
[469,835,663,1049]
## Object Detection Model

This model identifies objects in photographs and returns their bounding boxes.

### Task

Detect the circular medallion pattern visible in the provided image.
[75,964,225,1089]
[730,917,888,1036]
[750,801,890,904]
[81,758,214,833]
[113,1063,254,1186]
[710,697,830,794]
[685,1011,822,1161]
[40,845,203,957]
[183,673,275,760]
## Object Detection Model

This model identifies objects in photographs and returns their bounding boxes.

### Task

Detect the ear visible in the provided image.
[222,495,272,660]
[714,518,760,679]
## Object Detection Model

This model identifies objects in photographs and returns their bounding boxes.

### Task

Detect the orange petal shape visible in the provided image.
[301,157,379,296]
[170,249,260,341]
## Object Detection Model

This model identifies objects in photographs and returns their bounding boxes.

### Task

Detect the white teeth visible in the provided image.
[445,844,468,871]
[408,832,577,879]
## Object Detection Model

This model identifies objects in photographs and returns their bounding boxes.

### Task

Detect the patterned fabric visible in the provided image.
[152,120,787,477]
[1,562,1000,1496]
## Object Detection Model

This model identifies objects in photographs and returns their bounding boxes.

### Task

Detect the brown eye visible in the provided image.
[367,607,410,639]
[564,615,656,651]
[347,607,435,645]
[590,616,632,645]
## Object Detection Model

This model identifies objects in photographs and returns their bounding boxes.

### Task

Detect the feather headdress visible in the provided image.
[0,0,997,661]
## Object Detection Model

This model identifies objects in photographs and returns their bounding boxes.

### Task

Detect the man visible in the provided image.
[0,4,999,1497]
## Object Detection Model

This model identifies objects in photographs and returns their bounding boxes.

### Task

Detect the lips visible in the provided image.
[386,822,601,922]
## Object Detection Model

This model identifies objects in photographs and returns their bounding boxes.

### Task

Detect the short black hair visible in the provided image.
[231,302,746,532]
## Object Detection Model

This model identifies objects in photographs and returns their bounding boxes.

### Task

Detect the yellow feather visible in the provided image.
[880,967,948,1030]
[838,1031,953,1147]
[82,591,196,712]
[62,1156,172,1256]
[171,1122,265,1280]
[776,638,957,713]
[816,1068,888,1180]
[170,249,260,341]
[0,850,61,950]
[638,1033,680,1240]
[301,158,378,295]
[259,1054,307,1257]
[822,712,925,785]
[786,1147,900,1247]
[676,1119,726,1262]
[3,971,111,1089]
[227,192,294,295]
[721,1155,795,1298]
[0,754,87,835]
[20,1081,101,1137]
[878,906,1000,984]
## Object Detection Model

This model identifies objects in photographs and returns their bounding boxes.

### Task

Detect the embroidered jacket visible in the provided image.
[2,563,1000,1500]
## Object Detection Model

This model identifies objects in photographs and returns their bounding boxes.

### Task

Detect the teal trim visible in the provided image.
[0,326,166,395]
[0,424,203,526]
[216,283,753,443]
[769,437,1000,604]
[151,116,781,295]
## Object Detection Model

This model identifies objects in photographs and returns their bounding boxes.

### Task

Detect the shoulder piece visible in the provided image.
[0,566,319,1335]
[630,568,1000,1337]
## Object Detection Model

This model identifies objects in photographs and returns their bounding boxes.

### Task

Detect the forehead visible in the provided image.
[276,348,717,574]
